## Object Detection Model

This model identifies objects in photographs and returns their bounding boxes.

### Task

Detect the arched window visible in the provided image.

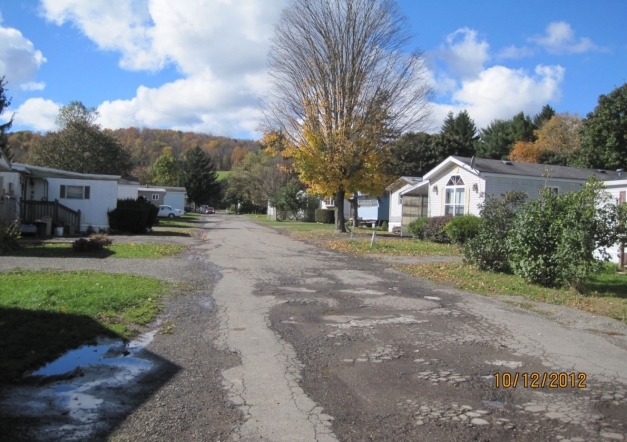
[445,175,465,216]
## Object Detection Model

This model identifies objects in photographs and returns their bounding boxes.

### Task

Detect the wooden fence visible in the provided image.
[20,199,81,230]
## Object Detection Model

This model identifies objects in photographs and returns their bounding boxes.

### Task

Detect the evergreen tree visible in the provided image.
[474,119,513,159]
[532,104,556,129]
[180,146,221,205]
[440,110,478,153]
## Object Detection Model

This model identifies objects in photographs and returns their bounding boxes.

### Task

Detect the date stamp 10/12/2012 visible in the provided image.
[494,372,587,389]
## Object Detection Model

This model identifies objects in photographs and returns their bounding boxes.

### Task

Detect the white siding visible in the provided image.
[48,178,118,231]
[603,180,627,265]
[427,165,484,217]
[117,184,138,200]
[163,192,186,212]
[484,176,584,201]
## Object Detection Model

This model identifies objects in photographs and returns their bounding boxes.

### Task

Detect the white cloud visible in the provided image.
[0,21,46,88]
[12,98,60,131]
[497,45,535,60]
[97,69,266,136]
[437,28,490,79]
[19,81,46,91]
[432,65,564,130]
[529,22,598,54]
[39,0,287,137]
[40,0,286,75]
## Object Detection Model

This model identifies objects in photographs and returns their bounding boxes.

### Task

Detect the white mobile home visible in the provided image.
[603,176,627,266]
[118,176,140,200]
[1,163,120,232]
[162,186,188,212]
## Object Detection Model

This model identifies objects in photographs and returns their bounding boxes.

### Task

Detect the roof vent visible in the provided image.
[597,169,606,173]
[502,160,513,165]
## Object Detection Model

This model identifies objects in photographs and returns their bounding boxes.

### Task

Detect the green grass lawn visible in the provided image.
[0,270,177,382]
[216,171,230,181]
[10,242,186,258]
[324,238,461,256]
[155,212,202,230]
[401,261,627,324]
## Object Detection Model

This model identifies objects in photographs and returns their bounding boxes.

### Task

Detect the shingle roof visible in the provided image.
[452,156,625,181]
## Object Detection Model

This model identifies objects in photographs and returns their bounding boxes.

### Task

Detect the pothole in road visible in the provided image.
[0,330,163,441]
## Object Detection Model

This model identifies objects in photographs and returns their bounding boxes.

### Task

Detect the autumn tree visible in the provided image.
[509,114,582,165]
[265,0,432,231]
[224,150,291,211]
[180,146,221,206]
[572,83,627,170]
[0,77,14,160]
[27,101,131,175]
[151,146,180,186]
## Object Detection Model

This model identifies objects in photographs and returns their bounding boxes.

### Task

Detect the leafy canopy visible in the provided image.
[27,103,131,175]
[0,77,13,160]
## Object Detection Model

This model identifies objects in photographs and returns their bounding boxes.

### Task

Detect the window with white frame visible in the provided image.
[152,194,160,200]
[60,185,90,199]
[444,175,465,216]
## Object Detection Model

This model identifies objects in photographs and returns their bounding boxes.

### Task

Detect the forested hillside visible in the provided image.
[7,127,261,171]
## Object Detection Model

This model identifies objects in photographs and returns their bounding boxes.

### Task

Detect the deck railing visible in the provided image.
[20,199,81,230]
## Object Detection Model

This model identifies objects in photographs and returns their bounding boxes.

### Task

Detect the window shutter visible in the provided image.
[620,191,626,204]
[84,186,90,199]
[60,185,66,198]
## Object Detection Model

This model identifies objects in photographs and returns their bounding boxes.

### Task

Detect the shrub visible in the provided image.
[108,198,155,234]
[423,216,453,243]
[72,235,113,252]
[381,221,388,231]
[464,191,527,272]
[315,209,335,224]
[508,179,621,291]
[407,217,429,239]
[0,220,20,255]
[443,215,480,245]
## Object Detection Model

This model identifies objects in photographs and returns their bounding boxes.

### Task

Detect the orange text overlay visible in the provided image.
[494,372,587,389]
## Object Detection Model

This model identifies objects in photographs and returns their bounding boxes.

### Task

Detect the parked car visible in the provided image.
[197,205,208,213]
[205,207,215,214]
[157,205,183,218]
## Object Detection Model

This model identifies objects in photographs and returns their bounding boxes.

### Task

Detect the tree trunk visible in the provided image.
[334,189,346,232]
[350,191,359,228]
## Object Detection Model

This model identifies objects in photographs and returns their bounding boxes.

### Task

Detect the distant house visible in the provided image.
[138,186,166,206]
[320,196,350,220]
[162,186,188,212]
[397,156,625,237]
[385,176,422,233]
[0,163,120,232]
[357,193,389,226]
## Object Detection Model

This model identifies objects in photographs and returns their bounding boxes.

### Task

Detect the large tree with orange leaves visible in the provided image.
[265,0,432,231]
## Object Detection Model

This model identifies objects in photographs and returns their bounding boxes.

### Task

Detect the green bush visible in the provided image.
[0,220,20,255]
[423,216,453,243]
[315,209,335,224]
[508,180,621,291]
[408,217,429,239]
[464,191,527,272]
[443,215,480,245]
[381,221,388,231]
[108,198,156,234]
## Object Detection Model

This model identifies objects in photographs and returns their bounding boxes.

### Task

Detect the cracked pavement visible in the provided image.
[202,215,627,441]
[3,213,627,441]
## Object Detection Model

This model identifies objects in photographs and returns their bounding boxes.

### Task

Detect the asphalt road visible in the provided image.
[3,213,627,441]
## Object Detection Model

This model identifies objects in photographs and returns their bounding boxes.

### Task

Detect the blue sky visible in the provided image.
[0,0,625,139]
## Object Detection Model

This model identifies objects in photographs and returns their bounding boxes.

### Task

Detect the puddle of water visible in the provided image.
[482,400,507,409]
